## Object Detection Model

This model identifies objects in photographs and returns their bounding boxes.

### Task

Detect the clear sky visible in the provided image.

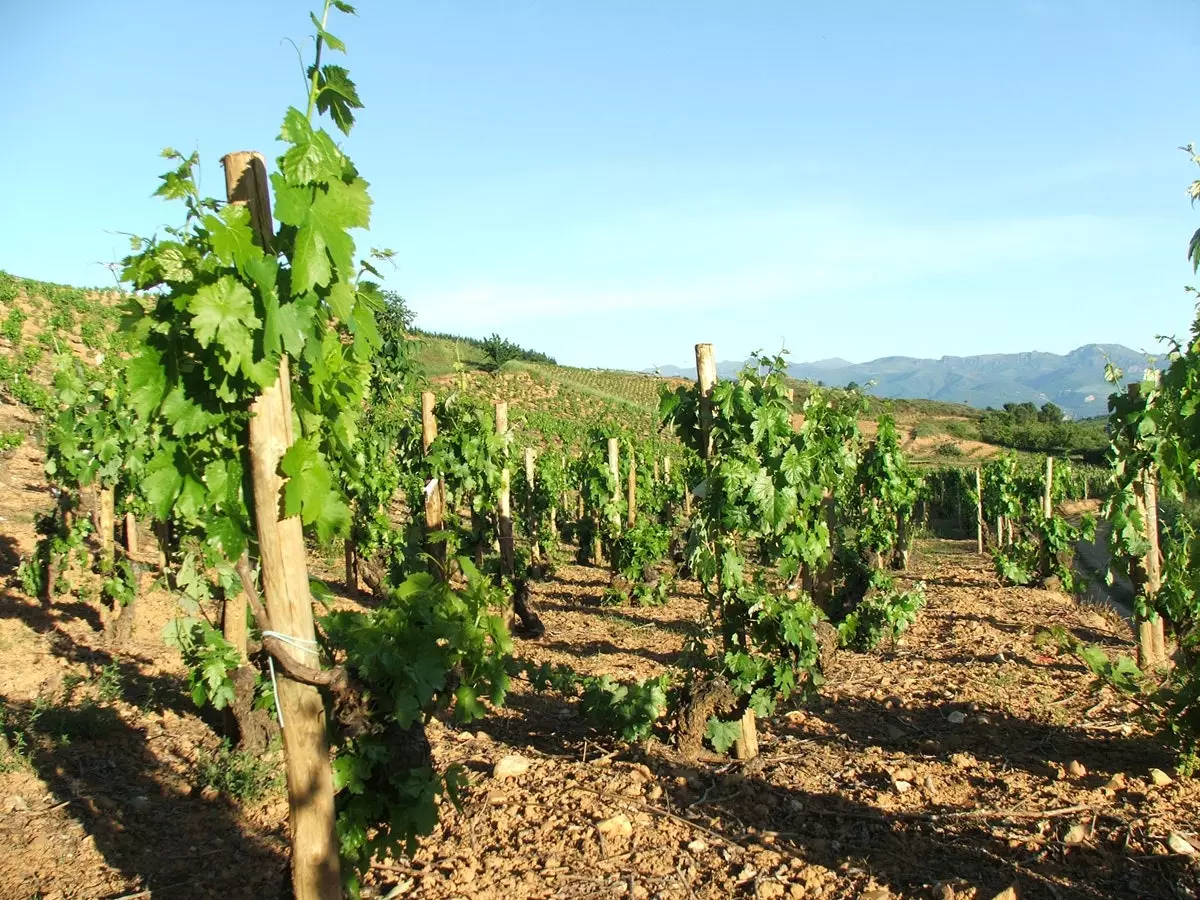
[5,1,1199,370]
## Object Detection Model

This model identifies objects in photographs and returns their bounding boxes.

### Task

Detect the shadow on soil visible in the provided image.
[0,591,290,899]
[535,595,699,636]
[491,663,1185,900]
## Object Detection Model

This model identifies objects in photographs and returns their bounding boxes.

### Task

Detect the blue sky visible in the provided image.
[5,1,1199,370]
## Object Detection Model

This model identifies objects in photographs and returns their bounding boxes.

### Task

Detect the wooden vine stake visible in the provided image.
[1043,456,1054,519]
[1123,387,1166,669]
[695,342,756,758]
[97,487,115,567]
[525,447,540,563]
[695,343,716,460]
[422,391,447,573]
[496,402,516,582]
[1142,472,1167,667]
[124,511,138,556]
[344,539,358,599]
[223,151,340,898]
[975,466,984,555]
[626,450,637,528]
[607,437,620,506]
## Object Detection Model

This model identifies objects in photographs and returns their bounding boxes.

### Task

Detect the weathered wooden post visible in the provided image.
[97,487,115,567]
[607,438,620,503]
[421,391,446,572]
[695,343,716,460]
[524,447,540,563]
[626,449,637,528]
[496,402,515,579]
[222,150,340,898]
[124,511,138,556]
[344,539,358,598]
[975,466,984,555]
[696,342,756,759]
[1131,465,1167,669]
[1143,472,1167,667]
[1043,456,1054,519]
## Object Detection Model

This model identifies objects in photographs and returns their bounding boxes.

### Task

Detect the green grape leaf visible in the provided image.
[126,348,167,419]
[316,64,363,135]
[143,452,184,521]
[310,12,347,52]
[277,107,345,185]
[188,276,261,372]
[206,514,248,560]
[454,683,486,722]
[706,716,742,754]
[279,437,346,538]
[204,204,262,274]
[291,220,333,295]
[160,386,214,437]
[276,299,314,357]
[280,438,329,519]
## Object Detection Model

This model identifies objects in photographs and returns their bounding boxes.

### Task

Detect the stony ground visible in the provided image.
[0,397,1198,900]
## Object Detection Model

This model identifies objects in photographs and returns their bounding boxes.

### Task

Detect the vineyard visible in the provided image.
[1,7,1200,900]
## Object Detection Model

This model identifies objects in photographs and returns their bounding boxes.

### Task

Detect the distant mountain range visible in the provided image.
[648,344,1161,419]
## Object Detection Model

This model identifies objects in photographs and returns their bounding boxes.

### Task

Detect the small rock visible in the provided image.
[687,838,708,853]
[646,784,663,801]
[991,887,1019,900]
[947,711,967,725]
[1104,772,1127,792]
[3,796,28,813]
[861,890,890,900]
[1167,832,1197,856]
[474,731,492,743]
[891,767,915,783]
[934,884,955,900]
[1067,760,1087,778]
[758,883,785,900]
[493,755,531,780]
[199,786,219,801]
[1149,768,1173,786]
[735,864,758,884]
[1063,822,1092,845]
[485,790,508,805]
[628,763,654,782]
[596,813,633,838]
[893,781,912,795]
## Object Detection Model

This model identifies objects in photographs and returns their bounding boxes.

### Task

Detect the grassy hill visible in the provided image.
[0,269,1100,467]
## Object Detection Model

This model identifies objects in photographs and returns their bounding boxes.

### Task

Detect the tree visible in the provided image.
[378,289,414,332]
[1038,401,1064,424]
[480,333,522,372]
[1003,402,1039,424]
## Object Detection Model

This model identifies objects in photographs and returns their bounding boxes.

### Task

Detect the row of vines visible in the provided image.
[14,4,1200,896]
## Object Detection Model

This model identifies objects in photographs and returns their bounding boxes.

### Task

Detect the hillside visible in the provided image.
[654,344,1158,420]
[0,271,1041,466]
